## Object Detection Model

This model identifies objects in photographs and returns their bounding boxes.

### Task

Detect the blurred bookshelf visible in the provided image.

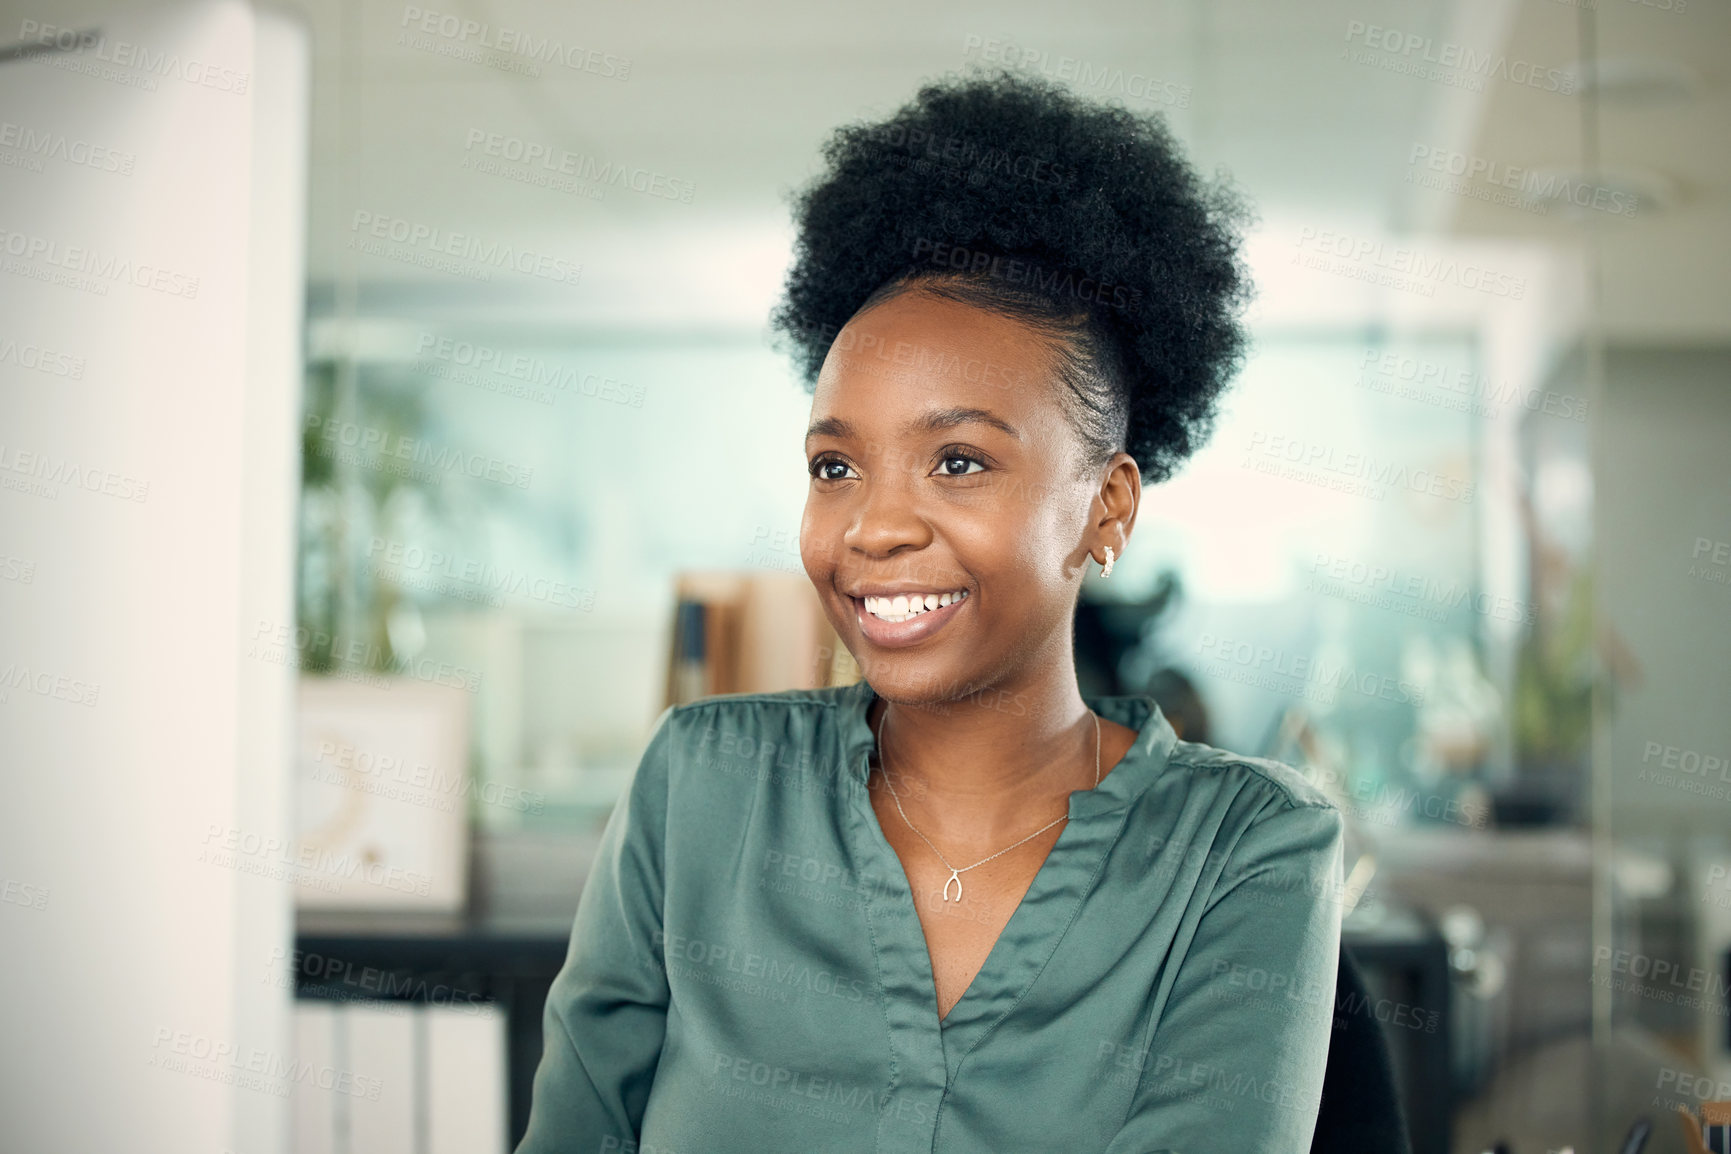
[663,569,861,710]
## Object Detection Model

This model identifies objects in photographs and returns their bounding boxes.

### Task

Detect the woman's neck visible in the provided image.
[868,651,1101,845]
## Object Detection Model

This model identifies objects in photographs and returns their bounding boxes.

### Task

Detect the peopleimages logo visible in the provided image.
[1407,144,1637,218]
[16,20,251,92]
[461,129,694,204]
[910,238,1142,313]
[304,413,535,490]
[198,824,433,898]
[148,1027,380,1100]
[1095,1042,1301,1109]
[364,535,595,612]
[1355,349,1589,423]
[1294,227,1527,299]
[0,442,149,503]
[1243,431,1477,503]
[0,334,86,379]
[414,332,644,408]
[863,123,1071,189]
[347,210,582,288]
[1342,20,1575,94]
[1593,946,1731,1011]
[1194,632,1425,707]
[0,120,136,175]
[247,618,484,693]
[398,6,631,79]
[0,660,100,707]
[0,226,200,299]
[960,34,1192,108]
[1307,551,1536,626]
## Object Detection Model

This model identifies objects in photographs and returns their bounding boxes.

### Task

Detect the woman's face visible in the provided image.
[800,287,1133,706]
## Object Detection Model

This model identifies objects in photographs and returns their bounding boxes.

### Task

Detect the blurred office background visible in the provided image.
[3,0,1729,1151]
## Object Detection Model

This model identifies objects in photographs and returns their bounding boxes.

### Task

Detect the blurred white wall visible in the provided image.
[0,2,306,1151]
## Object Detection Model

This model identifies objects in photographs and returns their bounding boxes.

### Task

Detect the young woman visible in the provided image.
[518,70,1345,1154]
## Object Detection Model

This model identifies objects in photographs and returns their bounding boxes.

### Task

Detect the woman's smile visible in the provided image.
[851,587,972,648]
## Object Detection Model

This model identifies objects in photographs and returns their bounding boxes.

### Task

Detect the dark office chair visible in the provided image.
[1309,944,1415,1154]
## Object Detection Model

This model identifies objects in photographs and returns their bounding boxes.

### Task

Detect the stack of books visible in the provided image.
[1680,1100,1731,1154]
[662,570,861,709]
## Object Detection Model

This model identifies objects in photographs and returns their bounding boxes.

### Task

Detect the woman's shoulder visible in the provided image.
[662,684,862,733]
[1159,736,1340,816]
[1144,741,1346,896]
[650,685,863,780]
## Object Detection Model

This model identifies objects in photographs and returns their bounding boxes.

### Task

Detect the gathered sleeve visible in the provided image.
[515,705,678,1153]
[1104,796,1346,1154]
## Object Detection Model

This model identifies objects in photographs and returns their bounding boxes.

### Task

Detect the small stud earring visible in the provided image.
[1100,546,1115,578]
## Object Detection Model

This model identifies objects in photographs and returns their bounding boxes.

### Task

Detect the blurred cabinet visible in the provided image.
[291,996,508,1154]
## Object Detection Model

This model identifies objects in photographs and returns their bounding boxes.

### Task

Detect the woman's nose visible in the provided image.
[843,475,932,558]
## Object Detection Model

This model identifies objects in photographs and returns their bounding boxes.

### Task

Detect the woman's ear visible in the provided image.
[1094,451,1140,562]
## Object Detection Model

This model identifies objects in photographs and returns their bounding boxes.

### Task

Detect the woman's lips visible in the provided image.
[851,592,969,649]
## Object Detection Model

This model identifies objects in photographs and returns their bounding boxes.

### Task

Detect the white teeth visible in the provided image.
[862,589,968,622]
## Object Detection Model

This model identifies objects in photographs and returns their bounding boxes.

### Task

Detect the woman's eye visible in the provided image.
[938,455,984,476]
[812,459,856,481]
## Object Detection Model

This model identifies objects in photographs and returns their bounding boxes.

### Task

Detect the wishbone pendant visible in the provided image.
[943,869,963,902]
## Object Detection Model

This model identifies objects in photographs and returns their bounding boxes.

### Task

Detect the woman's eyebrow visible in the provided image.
[805,415,853,442]
[804,407,1021,443]
[911,406,1022,440]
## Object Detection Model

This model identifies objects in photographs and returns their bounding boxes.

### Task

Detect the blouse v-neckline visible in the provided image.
[835,679,1178,1075]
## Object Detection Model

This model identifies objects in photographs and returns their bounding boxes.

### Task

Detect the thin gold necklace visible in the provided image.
[874,705,1101,903]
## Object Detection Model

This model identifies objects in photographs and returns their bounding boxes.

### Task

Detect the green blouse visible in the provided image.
[517,678,1346,1154]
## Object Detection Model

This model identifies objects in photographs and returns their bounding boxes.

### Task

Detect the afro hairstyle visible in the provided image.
[770,68,1255,485]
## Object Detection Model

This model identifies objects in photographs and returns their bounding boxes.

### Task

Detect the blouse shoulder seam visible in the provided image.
[669,687,848,716]
[1163,745,1339,815]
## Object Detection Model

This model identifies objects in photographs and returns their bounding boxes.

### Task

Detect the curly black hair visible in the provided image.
[770,69,1255,485]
